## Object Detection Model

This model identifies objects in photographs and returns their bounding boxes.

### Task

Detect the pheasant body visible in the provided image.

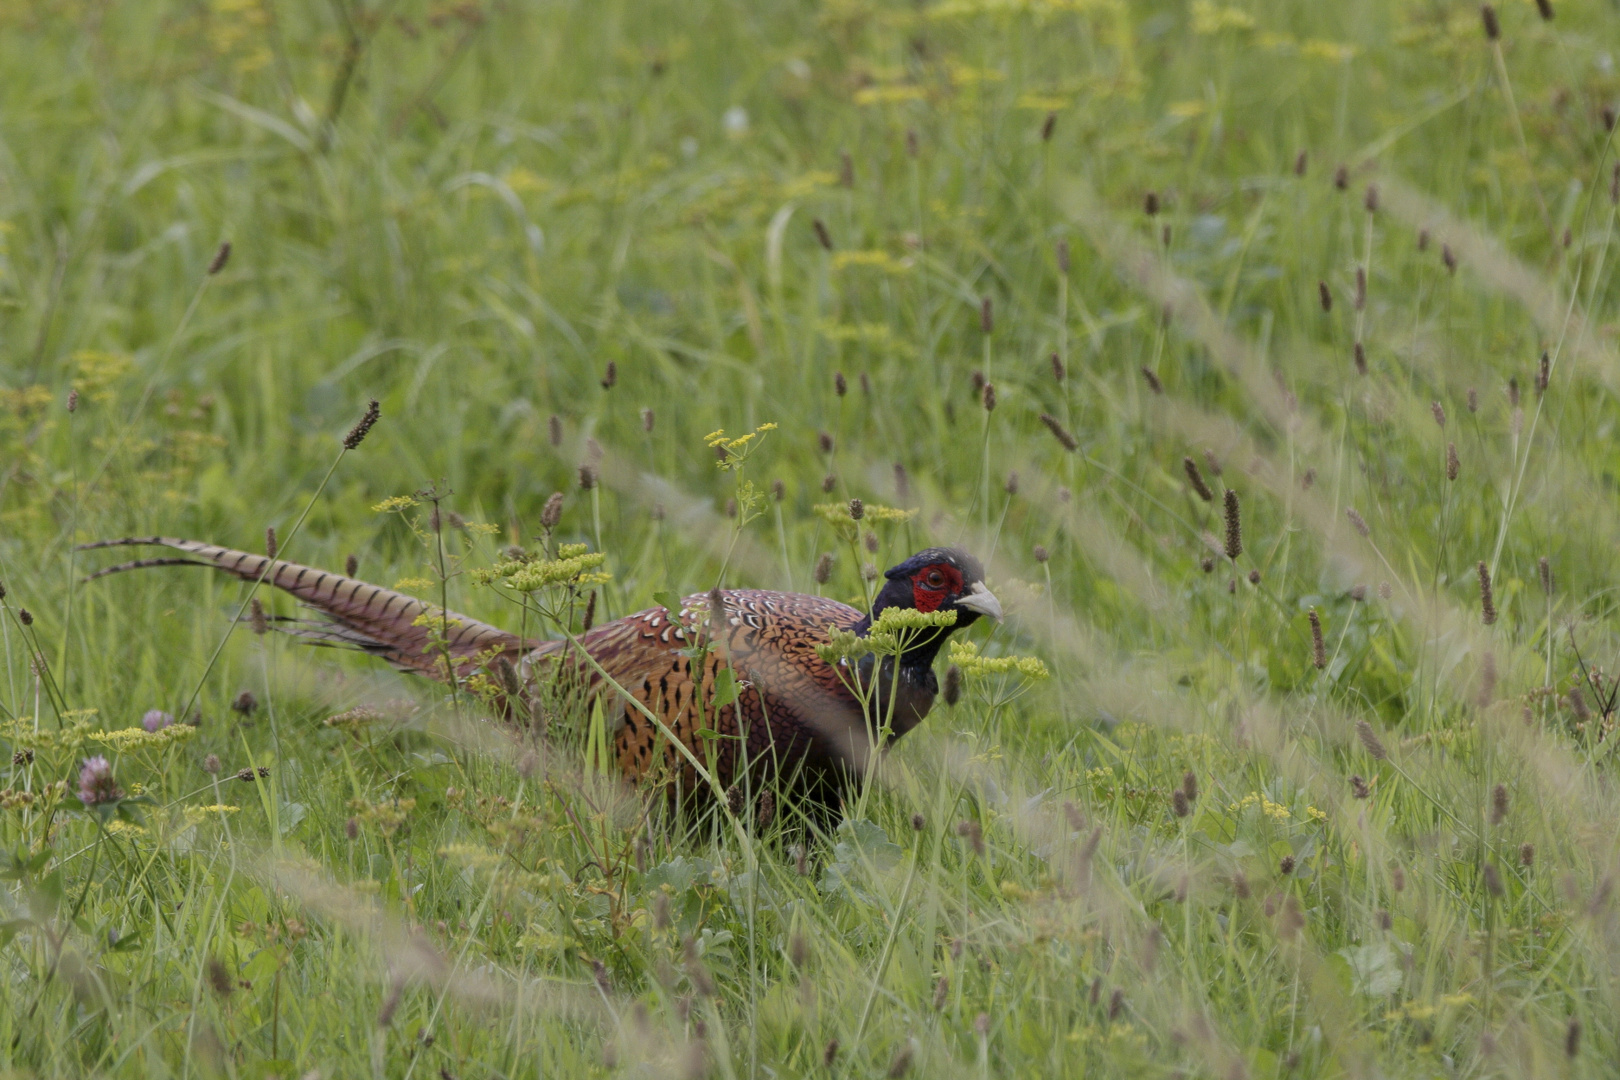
[83,538,1001,809]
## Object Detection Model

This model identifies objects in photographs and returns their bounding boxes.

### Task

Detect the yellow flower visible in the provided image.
[392,578,435,592]
[91,724,199,751]
[371,495,420,513]
[184,804,241,826]
[1190,0,1254,33]
[947,640,1050,680]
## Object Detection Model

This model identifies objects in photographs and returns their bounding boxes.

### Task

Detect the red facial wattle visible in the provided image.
[910,563,964,612]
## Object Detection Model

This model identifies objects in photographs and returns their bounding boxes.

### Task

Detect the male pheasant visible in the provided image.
[83,538,1001,811]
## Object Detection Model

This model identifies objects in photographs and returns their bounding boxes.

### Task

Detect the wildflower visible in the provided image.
[343,398,381,450]
[142,709,174,733]
[1183,457,1214,501]
[1477,561,1497,625]
[1222,489,1242,560]
[78,756,123,806]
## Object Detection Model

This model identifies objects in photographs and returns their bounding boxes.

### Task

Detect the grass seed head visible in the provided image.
[1539,556,1553,595]
[1040,110,1056,141]
[265,527,277,560]
[1318,280,1332,312]
[1363,184,1379,213]
[1566,1018,1581,1058]
[818,430,833,454]
[932,974,949,1011]
[1346,508,1370,537]
[1357,720,1388,760]
[207,241,232,275]
[540,492,564,529]
[1536,0,1553,17]
[838,149,853,188]
[249,597,268,636]
[821,474,836,493]
[834,371,847,396]
[1355,266,1366,310]
[892,465,909,501]
[206,957,234,997]
[1144,190,1159,216]
[1431,401,1446,428]
[1481,4,1500,39]
[66,387,78,413]
[345,553,359,577]
[1333,164,1348,190]
[547,414,562,446]
[1055,241,1069,274]
[1140,367,1162,394]
[1520,842,1535,867]
[1040,413,1079,451]
[1222,489,1242,560]
[1482,862,1504,897]
[1183,457,1214,502]
[600,361,617,389]
[1537,350,1550,395]
[1005,471,1019,495]
[812,218,833,251]
[1477,561,1497,625]
[1182,771,1198,802]
[343,398,381,449]
[823,1040,839,1067]
[1490,783,1509,825]
[1442,243,1457,273]
[1049,352,1065,381]
[981,382,996,411]
[812,552,833,585]
[1033,544,1049,563]
[1171,789,1190,818]
[980,297,993,334]
[1446,442,1459,481]
[1293,150,1307,176]
[1354,340,1367,375]
[1350,775,1370,799]
[886,1044,913,1078]
[1309,609,1326,669]
[1467,387,1478,412]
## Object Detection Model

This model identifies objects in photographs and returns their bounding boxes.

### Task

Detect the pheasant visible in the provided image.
[83,538,1001,811]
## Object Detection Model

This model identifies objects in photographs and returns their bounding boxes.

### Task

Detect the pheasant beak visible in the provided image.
[956,581,1004,622]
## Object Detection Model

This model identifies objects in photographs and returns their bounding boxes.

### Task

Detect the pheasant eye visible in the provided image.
[923,569,946,589]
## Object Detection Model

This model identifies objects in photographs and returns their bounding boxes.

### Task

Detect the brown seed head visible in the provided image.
[578,465,596,491]
[1536,0,1553,18]
[943,664,962,706]
[1537,351,1550,395]
[206,957,234,997]
[1446,442,1460,481]
[1349,584,1367,601]
[1040,110,1057,141]
[1183,457,1214,502]
[823,1039,840,1067]
[1353,340,1367,375]
[249,597,268,636]
[600,361,617,390]
[886,1045,913,1078]
[1318,280,1332,312]
[344,399,381,450]
[1248,568,1260,585]
[1490,783,1509,826]
[1181,771,1198,802]
[1481,4,1500,40]
[1508,377,1521,407]
[812,218,833,251]
[1171,789,1190,818]
[1520,842,1535,867]
[1056,240,1069,274]
[540,492,564,530]
[1040,413,1079,451]
[1364,184,1379,213]
[547,414,562,446]
[1004,471,1019,496]
[981,382,996,411]
[957,819,985,857]
[1049,352,1066,382]
[1346,508,1370,537]
[839,149,854,188]
[66,388,78,413]
[1308,609,1326,669]
[848,498,864,521]
[1477,561,1497,625]
[1333,164,1348,190]
[821,473,836,493]
[17,608,31,627]
[1417,228,1430,251]
[1140,367,1162,394]
[1565,1018,1581,1058]
[1355,266,1366,310]
[1144,191,1160,216]
[1442,244,1457,273]
[1356,720,1388,760]
[1033,544,1049,563]
[208,241,232,275]
[834,371,847,397]
[1539,556,1553,595]
[1483,862,1504,897]
[813,552,833,585]
[1431,400,1446,428]
[1293,150,1308,176]
[932,974,949,1011]
[1222,489,1242,560]
[1350,775,1370,799]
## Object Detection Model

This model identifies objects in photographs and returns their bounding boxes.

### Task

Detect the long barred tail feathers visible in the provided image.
[78,537,533,679]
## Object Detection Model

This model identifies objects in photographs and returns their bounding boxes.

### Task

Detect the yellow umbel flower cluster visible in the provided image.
[92,724,199,751]
[472,543,611,592]
[947,640,1050,680]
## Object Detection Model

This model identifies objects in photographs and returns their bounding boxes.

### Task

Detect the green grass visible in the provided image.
[2,0,1619,1075]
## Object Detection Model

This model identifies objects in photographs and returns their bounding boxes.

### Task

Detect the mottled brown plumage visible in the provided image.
[83,538,1001,810]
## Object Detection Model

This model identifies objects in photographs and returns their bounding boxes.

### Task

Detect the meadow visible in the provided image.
[1,0,1619,1075]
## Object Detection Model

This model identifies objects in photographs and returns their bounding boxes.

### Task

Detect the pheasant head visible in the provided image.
[858,547,1001,668]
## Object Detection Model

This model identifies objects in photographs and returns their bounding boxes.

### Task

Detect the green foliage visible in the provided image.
[0,0,1618,1076]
